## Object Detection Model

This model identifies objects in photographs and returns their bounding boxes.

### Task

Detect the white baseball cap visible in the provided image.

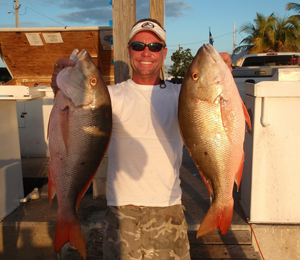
[128,20,166,43]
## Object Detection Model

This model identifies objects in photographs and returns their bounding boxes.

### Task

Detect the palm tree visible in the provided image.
[233,13,274,54]
[286,2,300,20]
[267,15,300,52]
[286,2,300,13]
[234,12,300,54]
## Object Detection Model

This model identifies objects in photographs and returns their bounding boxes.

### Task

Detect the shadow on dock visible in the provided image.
[0,148,259,259]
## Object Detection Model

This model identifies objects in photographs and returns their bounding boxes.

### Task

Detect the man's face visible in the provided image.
[128,31,167,85]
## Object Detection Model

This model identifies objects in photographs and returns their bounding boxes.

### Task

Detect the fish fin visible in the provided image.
[47,117,50,140]
[48,90,64,139]
[235,152,245,191]
[47,96,55,140]
[59,106,70,156]
[55,214,86,259]
[55,91,70,156]
[241,99,252,131]
[198,170,214,200]
[75,169,98,211]
[47,167,56,204]
[219,97,234,143]
[196,198,234,237]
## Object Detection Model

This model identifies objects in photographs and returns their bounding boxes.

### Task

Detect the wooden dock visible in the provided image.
[180,146,260,260]
[0,148,260,260]
[84,228,258,260]
[188,230,258,260]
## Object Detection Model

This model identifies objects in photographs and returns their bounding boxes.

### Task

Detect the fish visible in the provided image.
[48,49,112,259]
[178,44,251,237]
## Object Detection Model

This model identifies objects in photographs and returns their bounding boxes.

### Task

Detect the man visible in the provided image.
[51,18,232,260]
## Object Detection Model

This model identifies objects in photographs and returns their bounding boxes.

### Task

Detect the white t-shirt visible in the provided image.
[106,79,183,206]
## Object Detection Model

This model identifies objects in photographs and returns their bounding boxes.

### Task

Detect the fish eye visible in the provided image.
[90,77,97,86]
[191,72,199,81]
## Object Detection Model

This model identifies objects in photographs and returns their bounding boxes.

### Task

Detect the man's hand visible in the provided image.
[220,53,232,72]
[51,58,74,95]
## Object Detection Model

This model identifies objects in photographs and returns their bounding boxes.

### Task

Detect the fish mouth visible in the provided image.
[70,49,88,63]
[77,49,88,60]
[203,44,221,63]
[58,49,96,106]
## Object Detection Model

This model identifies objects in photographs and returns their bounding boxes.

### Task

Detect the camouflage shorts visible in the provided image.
[102,204,191,260]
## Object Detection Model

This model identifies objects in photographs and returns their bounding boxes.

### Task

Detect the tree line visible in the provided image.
[234,2,300,54]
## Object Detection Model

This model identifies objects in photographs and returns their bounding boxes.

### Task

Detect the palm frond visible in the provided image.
[236,11,300,54]
[286,2,300,12]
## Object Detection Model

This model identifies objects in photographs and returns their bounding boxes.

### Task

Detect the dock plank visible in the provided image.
[188,230,258,260]
[190,244,258,259]
[188,230,252,245]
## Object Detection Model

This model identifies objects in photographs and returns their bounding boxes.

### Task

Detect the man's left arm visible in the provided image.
[220,53,232,72]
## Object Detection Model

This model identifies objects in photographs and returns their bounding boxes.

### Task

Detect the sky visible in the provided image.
[0,0,298,68]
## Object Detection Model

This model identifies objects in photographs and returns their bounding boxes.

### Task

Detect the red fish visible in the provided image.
[48,49,112,259]
[178,44,251,237]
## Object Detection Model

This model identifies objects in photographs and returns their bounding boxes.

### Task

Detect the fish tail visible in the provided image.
[235,152,245,192]
[54,214,86,259]
[241,99,252,130]
[76,170,98,211]
[48,168,56,204]
[196,198,234,237]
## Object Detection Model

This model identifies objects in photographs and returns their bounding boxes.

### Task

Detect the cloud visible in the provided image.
[47,0,191,25]
[58,0,109,10]
[43,0,109,10]
[0,1,9,6]
[136,0,150,20]
[135,0,192,19]
[50,0,112,25]
[58,8,112,25]
[135,0,192,20]
[165,0,192,18]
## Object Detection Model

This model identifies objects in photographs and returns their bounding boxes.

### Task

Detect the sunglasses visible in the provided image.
[130,42,166,52]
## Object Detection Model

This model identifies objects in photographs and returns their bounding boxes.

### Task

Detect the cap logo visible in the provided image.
[141,22,155,28]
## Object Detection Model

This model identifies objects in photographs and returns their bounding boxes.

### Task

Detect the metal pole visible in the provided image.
[233,22,236,54]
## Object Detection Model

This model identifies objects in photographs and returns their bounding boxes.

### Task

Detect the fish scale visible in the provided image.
[178,44,251,238]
